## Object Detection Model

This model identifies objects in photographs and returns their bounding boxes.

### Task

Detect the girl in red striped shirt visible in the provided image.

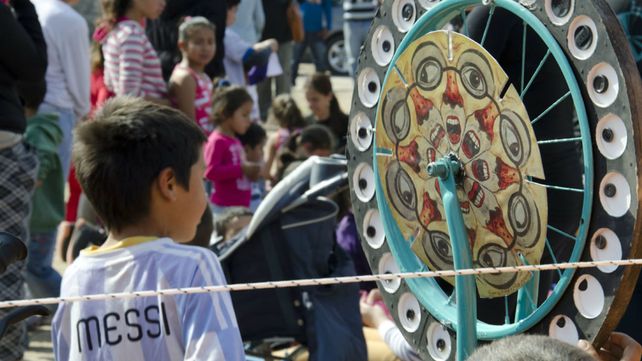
[98,0,168,104]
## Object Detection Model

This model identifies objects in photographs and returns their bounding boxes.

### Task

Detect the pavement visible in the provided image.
[22,63,355,361]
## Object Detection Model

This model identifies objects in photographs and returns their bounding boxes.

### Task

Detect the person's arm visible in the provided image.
[204,137,243,181]
[117,31,146,96]
[180,250,245,360]
[0,0,47,82]
[361,290,422,361]
[169,69,196,121]
[254,0,265,42]
[60,17,91,118]
[579,332,642,361]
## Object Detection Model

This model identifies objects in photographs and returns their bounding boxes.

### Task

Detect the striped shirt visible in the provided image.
[343,0,378,21]
[103,20,167,99]
[51,238,244,361]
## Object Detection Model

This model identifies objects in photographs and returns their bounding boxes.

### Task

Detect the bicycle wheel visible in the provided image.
[347,1,642,360]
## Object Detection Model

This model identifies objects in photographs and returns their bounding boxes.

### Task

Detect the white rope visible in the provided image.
[1,258,641,309]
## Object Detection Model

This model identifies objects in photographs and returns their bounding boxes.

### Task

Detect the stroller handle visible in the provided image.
[0,305,50,339]
[0,232,27,275]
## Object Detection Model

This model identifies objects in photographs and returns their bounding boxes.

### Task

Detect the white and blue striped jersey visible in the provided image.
[51,238,245,361]
[343,0,379,21]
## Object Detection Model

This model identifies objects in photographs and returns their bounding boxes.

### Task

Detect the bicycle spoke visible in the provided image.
[520,50,551,98]
[526,179,584,193]
[481,6,496,47]
[547,225,577,241]
[530,90,572,125]
[537,136,582,145]
[504,296,510,324]
[521,21,527,94]
[545,238,564,278]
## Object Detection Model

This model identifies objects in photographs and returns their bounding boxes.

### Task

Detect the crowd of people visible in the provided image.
[1,0,641,360]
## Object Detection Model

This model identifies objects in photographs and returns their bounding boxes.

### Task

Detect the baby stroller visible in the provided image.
[0,232,49,341]
[212,156,367,361]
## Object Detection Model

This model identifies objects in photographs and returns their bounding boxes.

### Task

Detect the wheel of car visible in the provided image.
[325,32,350,76]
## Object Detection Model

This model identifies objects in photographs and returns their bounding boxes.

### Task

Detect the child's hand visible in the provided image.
[578,333,642,361]
[242,162,262,181]
[266,39,278,52]
[360,290,389,328]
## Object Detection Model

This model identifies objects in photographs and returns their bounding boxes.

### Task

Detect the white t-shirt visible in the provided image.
[32,0,90,118]
[52,238,244,361]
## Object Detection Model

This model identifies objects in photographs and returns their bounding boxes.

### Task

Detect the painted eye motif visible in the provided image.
[396,167,417,209]
[382,87,410,142]
[416,58,443,90]
[456,49,495,98]
[411,42,445,90]
[461,64,487,97]
[478,244,508,268]
[428,231,453,263]
[499,111,531,166]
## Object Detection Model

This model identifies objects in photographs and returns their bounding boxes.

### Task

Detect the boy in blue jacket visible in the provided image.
[291,0,332,83]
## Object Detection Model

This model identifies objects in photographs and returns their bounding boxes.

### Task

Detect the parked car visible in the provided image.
[301,0,350,76]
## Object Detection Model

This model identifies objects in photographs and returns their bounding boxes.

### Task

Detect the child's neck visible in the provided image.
[124,8,145,23]
[218,124,236,137]
[104,219,165,246]
[180,57,205,73]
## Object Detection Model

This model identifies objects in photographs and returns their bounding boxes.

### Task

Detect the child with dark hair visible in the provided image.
[17,80,64,306]
[237,122,267,211]
[276,123,335,182]
[304,72,348,153]
[205,85,261,212]
[52,96,244,360]
[169,16,217,134]
[265,94,306,182]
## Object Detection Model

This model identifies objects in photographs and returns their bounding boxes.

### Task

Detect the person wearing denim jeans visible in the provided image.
[343,0,379,75]
[291,0,332,83]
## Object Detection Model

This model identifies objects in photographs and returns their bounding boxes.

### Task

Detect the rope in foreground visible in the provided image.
[2,258,641,309]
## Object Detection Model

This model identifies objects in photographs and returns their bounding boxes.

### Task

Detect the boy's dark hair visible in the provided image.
[16,80,46,110]
[73,96,207,232]
[237,123,267,148]
[210,85,253,125]
[467,335,594,361]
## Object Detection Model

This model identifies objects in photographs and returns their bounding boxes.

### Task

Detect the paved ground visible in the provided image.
[22,64,355,360]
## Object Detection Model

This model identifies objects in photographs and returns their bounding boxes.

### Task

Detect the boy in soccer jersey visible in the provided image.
[51,97,245,360]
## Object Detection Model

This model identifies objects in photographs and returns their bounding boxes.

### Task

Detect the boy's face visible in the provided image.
[171,146,207,242]
[244,139,266,163]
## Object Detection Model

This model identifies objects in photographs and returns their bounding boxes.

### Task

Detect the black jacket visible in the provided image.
[146,0,227,80]
[261,0,292,43]
[0,0,47,134]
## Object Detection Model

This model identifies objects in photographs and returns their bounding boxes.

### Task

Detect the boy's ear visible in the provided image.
[157,167,178,201]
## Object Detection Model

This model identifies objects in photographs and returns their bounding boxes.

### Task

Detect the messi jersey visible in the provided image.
[51,238,244,361]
